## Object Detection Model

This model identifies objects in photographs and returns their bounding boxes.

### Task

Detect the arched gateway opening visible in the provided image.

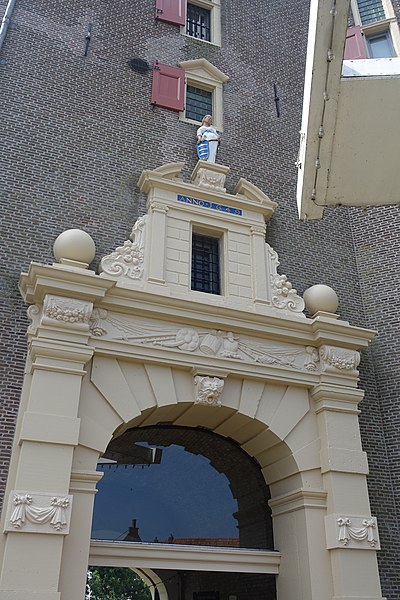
[61,355,323,600]
[94,425,273,549]
[90,425,277,600]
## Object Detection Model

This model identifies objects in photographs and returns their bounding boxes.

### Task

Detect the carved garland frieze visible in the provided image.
[4,492,73,535]
[100,215,148,282]
[194,376,224,407]
[88,311,315,371]
[42,296,93,330]
[45,306,88,324]
[319,345,360,372]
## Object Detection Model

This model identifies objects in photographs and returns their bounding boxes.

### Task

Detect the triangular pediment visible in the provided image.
[179,58,229,83]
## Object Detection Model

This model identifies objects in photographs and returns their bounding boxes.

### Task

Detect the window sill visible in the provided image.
[179,114,224,132]
[180,115,203,127]
[180,31,221,48]
[361,17,396,34]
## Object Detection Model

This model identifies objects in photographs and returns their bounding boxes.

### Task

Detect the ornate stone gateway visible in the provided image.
[0,162,384,600]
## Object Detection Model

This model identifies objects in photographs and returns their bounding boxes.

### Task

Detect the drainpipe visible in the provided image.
[0,0,17,53]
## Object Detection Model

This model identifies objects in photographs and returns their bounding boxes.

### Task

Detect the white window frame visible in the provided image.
[181,0,221,47]
[178,58,229,131]
[350,0,400,56]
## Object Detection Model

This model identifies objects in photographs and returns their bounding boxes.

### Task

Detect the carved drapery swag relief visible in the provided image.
[5,492,72,534]
[337,517,378,547]
[320,345,360,372]
[325,513,380,550]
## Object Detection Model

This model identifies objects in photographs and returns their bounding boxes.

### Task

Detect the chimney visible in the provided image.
[123,518,142,542]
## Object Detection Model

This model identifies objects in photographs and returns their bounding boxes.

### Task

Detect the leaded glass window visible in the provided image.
[357,0,385,25]
[186,85,212,122]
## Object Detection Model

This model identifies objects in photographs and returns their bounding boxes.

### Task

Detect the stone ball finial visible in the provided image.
[53,229,96,268]
[303,284,339,316]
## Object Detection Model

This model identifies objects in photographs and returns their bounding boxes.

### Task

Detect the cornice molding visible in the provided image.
[311,384,365,404]
[69,470,104,494]
[234,177,277,212]
[20,262,375,355]
[19,262,116,304]
[29,338,94,365]
[138,168,276,218]
[269,488,327,516]
[98,288,375,351]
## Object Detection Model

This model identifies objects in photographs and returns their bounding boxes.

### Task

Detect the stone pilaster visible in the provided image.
[147,200,169,285]
[311,382,384,600]
[0,286,99,599]
[58,469,103,600]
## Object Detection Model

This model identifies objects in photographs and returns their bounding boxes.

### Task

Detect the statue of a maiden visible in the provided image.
[196,114,220,163]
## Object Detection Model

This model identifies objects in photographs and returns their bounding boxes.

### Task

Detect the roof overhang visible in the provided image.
[297,0,400,219]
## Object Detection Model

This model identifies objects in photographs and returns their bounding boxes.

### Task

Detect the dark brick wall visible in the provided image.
[159,569,276,600]
[0,0,398,597]
[350,206,400,599]
[393,0,400,21]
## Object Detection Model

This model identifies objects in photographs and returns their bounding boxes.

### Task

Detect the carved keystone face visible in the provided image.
[206,389,218,401]
[194,375,224,407]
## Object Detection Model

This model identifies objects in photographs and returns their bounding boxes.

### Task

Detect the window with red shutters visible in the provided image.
[344,26,368,59]
[151,63,185,112]
[155,0,186,26]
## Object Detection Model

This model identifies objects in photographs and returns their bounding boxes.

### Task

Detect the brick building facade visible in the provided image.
[0,0,399,598]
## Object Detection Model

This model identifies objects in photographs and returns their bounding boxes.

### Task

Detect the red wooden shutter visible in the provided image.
[151,63,185,112]
[155,0,186,26]
[344,26,368,59]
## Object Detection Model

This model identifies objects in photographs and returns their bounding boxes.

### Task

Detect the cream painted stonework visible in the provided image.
[98,161,306,320]
[0,163,385,600]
